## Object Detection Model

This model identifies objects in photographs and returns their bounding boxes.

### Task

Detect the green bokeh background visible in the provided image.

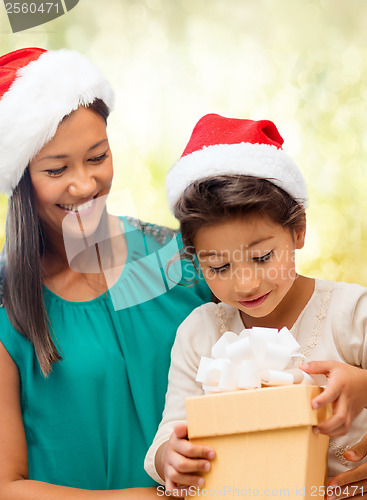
[1,0,367,284]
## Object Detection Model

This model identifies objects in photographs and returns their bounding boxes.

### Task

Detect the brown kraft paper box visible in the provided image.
[186,384,330,499]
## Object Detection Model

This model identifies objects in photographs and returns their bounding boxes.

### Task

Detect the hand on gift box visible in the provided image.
[326,433,367,499]
[157,423,216,496]
[299,361,367,438]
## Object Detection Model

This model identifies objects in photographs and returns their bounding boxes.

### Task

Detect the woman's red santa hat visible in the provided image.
[166,114,307,211]
[0,47,114,195]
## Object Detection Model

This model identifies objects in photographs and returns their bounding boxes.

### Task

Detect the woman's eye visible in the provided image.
[45,167,66,176]
[253,251,273,263]
[89,152,108,163]
[208,264,230,274]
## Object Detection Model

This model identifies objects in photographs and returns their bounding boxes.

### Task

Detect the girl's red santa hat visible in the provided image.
[166,114,307,211]
[0,47,114,195]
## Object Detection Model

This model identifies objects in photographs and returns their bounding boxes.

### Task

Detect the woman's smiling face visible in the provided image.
[194,215,305,322]
[29,106,113,245]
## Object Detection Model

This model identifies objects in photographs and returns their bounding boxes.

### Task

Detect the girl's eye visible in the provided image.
[208,264,230,274]
[45,167,66,177]
[89,152,108,163]
[253,251,273,263]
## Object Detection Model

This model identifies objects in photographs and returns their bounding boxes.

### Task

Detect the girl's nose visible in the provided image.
[68,167,97,199]
[233,267,261,294]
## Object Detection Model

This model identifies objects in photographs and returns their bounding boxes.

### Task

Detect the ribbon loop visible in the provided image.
[196,326,316,394]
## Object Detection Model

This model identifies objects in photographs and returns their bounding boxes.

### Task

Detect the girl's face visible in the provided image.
[194,215,305,323]
[29,106,113,245]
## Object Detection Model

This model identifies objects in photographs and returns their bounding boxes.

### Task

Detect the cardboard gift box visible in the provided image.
[186,384,330,499]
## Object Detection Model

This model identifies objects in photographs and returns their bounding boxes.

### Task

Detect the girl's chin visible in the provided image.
[238,301,276,319]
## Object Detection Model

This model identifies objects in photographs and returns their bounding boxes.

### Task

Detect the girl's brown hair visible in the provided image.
[174,174,306,263]
[2,98,110,376]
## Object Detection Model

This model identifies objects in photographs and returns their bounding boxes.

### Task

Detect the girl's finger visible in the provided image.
[165,480,186,498]
[344,433,367,461]
[170,452,211,475]
[315,397,350,436]
[329,463,367,489]
[174,436,216,460]
[311,384,341,409]
[316,417,351,438]
[173,423,189,440]
[165,478,192,498]
[166,464,205,488]
[299,360,335,375]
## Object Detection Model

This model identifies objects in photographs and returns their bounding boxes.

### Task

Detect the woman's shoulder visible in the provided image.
[123,216,210,292]
[125,216,177,246]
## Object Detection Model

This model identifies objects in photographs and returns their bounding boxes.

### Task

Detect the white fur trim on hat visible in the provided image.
[166,142,308,211]
[0,49,114,195]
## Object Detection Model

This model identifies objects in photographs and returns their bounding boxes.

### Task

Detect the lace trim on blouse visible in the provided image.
[126,217,176,245]
[214,305,227,335]
[329,440,350,466]
[300,283,334,358]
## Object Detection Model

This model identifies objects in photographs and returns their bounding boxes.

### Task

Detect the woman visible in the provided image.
[0,47,211,498]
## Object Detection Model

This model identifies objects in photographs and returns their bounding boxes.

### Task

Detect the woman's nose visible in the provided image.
[68,167,97,198]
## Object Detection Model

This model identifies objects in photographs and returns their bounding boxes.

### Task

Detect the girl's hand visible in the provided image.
[326,434,367,499]
[163,423,216,497]
[299,361,367,437]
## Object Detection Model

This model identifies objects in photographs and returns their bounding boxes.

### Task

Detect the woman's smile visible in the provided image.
[57,194,99,215]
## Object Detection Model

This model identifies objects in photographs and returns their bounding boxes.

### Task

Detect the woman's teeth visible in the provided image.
[59,199,94,212]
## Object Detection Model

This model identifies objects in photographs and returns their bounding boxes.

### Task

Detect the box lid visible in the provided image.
[186,384,330,438]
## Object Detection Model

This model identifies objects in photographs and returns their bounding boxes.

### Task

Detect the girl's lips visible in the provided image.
[238,292,270,308]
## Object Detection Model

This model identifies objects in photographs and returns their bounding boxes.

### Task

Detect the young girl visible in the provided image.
[144,114,367,496]
[0,48,211,499]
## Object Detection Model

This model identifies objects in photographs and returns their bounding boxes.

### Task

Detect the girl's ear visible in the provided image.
[294,212,306,250]
[295,227,306,249]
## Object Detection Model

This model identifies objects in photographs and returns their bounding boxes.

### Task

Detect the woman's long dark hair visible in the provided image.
[2,98,110,377]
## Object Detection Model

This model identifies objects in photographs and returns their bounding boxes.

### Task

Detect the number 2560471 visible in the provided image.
[5,2,59,14]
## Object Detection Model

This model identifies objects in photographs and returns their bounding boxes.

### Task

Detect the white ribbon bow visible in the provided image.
[196,327,315,394]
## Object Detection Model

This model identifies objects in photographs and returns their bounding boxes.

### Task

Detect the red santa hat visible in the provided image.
[166,114,307,211]
[0,47,114,195]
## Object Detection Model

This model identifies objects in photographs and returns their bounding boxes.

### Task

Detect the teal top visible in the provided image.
[0,217,211,490]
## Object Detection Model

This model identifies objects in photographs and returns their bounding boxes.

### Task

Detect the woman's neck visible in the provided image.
[41,215,127,301]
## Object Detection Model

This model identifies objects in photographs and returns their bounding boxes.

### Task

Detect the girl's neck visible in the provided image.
[240,275,315,330]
